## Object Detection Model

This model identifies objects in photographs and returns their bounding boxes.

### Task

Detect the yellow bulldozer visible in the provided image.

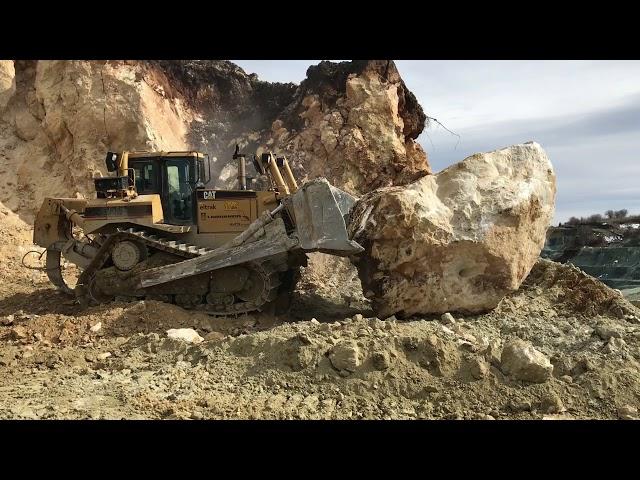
[32,146,363,315]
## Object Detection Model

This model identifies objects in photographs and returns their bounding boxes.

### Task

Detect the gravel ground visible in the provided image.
[1,241,639,420]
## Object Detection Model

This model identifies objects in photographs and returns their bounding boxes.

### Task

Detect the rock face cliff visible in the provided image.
[0,60,430,222]
[254,60,430,195]
[349,142,557,317]
[0,61,15,109]
[0,60,195,219]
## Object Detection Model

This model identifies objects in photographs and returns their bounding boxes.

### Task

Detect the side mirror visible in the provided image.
[105,152,119,172]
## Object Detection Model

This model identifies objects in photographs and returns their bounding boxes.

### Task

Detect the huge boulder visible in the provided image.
[348,142,556,317]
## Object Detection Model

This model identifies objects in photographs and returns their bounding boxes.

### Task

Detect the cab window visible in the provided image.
[132,162,158,194]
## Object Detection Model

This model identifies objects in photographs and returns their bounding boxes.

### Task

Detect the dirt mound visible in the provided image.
[0,299,271,348]
[522,259,638,319]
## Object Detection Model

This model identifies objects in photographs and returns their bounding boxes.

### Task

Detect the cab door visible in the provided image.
[162,158,196,225]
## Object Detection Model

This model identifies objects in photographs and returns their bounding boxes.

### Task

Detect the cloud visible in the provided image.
[396,60,640,128]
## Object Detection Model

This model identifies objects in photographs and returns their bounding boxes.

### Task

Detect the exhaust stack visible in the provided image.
[233,145,247,190]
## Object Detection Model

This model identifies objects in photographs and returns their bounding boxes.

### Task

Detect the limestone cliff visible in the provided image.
[255,60,430,195]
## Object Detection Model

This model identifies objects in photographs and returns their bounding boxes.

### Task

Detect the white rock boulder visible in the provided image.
[349,142,556,317]
[329,340,361,372]
[500,339,553,383]
[166,328,204,344]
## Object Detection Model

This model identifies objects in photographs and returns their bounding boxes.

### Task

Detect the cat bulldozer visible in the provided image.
[32,147,363,315]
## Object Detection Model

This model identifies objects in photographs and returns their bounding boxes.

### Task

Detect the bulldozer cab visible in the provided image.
[125,152,208,225]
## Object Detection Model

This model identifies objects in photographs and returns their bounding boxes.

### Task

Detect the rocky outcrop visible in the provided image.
[0,60,429,221]
[0,60,195,219]
[349,142,556,317]
[0,60,15,110]
[257,60,430,195]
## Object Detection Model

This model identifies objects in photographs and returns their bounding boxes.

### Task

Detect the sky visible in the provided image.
[233,60,640,224]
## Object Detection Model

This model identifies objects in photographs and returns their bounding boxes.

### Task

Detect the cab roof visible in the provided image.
[127,151,205,159]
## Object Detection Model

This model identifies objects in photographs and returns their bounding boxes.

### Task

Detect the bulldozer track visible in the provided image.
[68,228,290,316]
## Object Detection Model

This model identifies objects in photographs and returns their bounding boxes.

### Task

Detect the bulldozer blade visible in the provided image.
[290,178,364,256]
[138,221,299,289]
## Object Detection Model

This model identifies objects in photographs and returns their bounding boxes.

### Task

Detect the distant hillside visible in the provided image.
[561,209,640,227]
[543,212,640,295]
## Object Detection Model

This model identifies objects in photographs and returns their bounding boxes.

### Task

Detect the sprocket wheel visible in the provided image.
[235,261,280,304]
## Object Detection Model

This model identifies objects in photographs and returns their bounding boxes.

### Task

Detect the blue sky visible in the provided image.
[233,60,640,223]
